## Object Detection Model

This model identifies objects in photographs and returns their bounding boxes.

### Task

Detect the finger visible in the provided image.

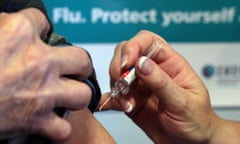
[36,77,92,110]
[124,30,197,81]
[34,113,72,140]
[52,46,93,79]
[136,57,187,109]
[54,77,92,109]
[120,30,168,69]
[109,41,127,85]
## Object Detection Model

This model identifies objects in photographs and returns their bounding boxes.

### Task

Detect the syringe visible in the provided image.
[99,39,162,111]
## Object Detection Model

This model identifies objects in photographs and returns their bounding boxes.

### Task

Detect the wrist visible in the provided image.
[209,119,240,144]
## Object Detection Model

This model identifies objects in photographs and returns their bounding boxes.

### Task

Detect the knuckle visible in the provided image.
[81,50,93,75]
[74,48,93,77]
[74,84,92,108]
[25,48,54,77]
[82,58,92,77]
[0,14,34,53]
[7,13,34,38]
[138,29,150,34]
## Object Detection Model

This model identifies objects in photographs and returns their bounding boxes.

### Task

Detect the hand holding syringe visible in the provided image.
[99,39,162,111]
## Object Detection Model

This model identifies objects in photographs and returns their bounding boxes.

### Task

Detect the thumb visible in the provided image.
[136,56,186,109]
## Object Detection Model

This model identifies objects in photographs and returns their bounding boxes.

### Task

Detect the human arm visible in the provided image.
[58,108,115,144]
[99,30,240,144]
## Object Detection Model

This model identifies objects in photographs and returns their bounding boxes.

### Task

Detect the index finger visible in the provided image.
[52,46,93,79]
[121,30,171,69]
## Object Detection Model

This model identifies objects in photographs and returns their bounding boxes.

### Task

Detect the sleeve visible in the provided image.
[0,0,53,41]
[0,0,47,16]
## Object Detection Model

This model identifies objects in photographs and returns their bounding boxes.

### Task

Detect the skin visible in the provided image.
[61,108,116,144]
[0,8,92,140]
[99,30,240,144]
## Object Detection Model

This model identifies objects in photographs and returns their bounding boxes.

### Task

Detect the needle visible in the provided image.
[98,89,119,111]
[98,97,111,111]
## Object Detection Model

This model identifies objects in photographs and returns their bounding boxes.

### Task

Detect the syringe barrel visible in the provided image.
[115,67,136,95]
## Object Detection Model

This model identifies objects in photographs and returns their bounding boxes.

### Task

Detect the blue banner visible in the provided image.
[43,0,240,43]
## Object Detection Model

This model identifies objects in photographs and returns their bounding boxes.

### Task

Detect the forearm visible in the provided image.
[209,119,240,144]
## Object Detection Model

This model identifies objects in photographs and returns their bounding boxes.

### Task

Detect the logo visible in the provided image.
[202,64,215,78]
[202,64,240,85]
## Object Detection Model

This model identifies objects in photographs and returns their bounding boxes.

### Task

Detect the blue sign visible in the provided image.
[43,0,240,43]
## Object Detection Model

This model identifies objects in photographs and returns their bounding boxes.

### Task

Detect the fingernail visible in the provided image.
[120,99,133,113]
[125,102,133,113]
[138,56,153,75]
[121,54,128,68]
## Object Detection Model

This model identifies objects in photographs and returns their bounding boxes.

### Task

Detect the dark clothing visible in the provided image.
[0,0,47,14]
[0,0,101,143]
[0,0,53,41]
